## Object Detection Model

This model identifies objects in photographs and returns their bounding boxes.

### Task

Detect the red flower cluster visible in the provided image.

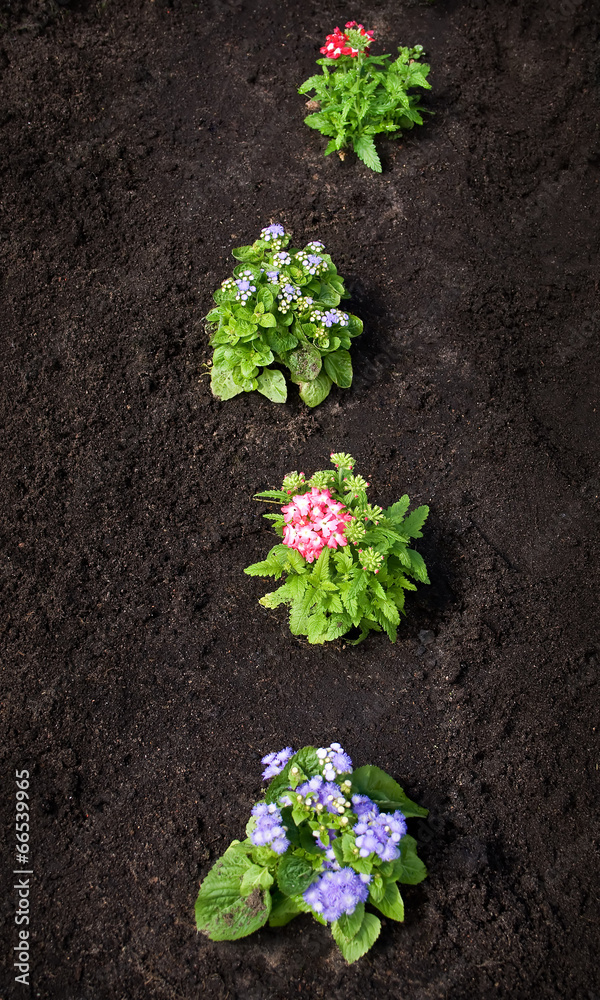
[319,22,375,59]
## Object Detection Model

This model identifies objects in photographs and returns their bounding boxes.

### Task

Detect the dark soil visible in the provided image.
[1,0,599,997]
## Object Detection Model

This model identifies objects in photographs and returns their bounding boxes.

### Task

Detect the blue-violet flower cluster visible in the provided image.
[250,802,290,854]
[303,868,371,922]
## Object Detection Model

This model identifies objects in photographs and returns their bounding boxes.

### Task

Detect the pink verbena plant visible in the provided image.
[245,453,429,644]
[281,487,353,563]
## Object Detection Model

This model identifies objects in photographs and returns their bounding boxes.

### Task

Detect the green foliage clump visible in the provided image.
[245,452,429,644]
[299,29,431,172]
[195,743,429,963]
[206,226,363,406]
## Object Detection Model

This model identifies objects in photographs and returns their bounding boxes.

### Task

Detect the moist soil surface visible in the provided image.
[1,1,599,998]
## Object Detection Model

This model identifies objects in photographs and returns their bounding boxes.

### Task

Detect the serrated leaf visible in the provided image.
[260,576,305,609]
[268,890,303,927]
[353,135,382,173]
[387,496,410,521]
[325,612,352,640]
[371,880,404,922]
[401,505,429,538]
[244,543,290,579]
[336,903,365,940]
[289,584,318,634]
[306,610,330,644]
[195,842,271,941]
[350,765,428,818]
[277,854,317,897]
[381,835,428,885]
[331,911,381,963]
[240,864,274,896]
[304,112,335,134]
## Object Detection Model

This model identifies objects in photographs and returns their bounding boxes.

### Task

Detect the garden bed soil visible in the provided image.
[1,0,599,997]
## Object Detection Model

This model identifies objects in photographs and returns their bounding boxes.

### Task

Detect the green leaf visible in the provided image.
[257,287,274,310]
[256,368,287,403]
[336,903,365,940]
[195,842,272,941]
[298,74,324,95]
[240,864,274,896]
[299,370,333,407]
[210,366,244,401]
[331,912,381,963]
[353,135,382,173]
[306,610,330,645]
[401,505,429,538]
[232,246,262,262]
[268,890,303,927]
[213,286,236,305]
[265,328,298,354]
[317,283,341,307]
[286,344,322,383]
[264,746,321,805]
[324,348,353,388]
[293,746,321,778]
[325,612,353,640]
[350,765,428,818]
[258,312,277,328]
[367,873,385,903]
[304,112,335,134]
[370,880,404,922]
[260,574,308,610]
[347,314,363,337]
[406,548,429,584]
[381,835,428,885]
[277,854,317,897]
[387,496,410,521]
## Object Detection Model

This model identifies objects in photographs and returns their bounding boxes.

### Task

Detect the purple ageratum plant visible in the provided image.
[303,867,371,922]
[207,229,363,406]
[250,802,290,854]
[195,743,429,964]
[261,746,294,781]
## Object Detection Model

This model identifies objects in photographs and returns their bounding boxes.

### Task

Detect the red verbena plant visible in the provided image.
[299,22,431,172]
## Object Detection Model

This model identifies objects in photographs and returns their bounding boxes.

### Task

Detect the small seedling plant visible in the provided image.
[206,225,363,406]
[195,743,428,963]
[245,452,429,644]
[299,22,431,172]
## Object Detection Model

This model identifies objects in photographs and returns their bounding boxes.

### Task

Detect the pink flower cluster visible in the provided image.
[320,22,375,59]
[282,488,353,563]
